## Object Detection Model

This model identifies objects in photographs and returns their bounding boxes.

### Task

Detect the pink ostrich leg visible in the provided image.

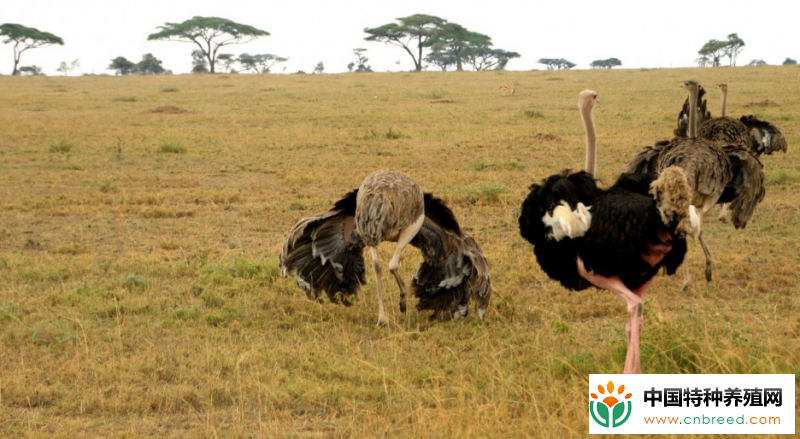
[577,258,653,374]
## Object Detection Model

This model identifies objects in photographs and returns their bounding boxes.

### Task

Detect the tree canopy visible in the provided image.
[136,53,167,75]
[148,16,269,73]
[423,23,517,71]
[191,49,209,73]
[108,57,136,75]
[364,14,446,72]
[0,23,64,75]
[18,65,43,76]
[347,48,372,72]
[57,59,80,76]
[723,33,745,66]
[538,58,575,70]
[589,58,622,69]
[698,34,745,67]
[424,23,486,72]
[783,58,797,66]
[698,40,727,67]
[237,53,289,74]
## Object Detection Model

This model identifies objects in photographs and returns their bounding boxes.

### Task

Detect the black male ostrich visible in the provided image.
[280,169,491,325]
[519,90,698,373]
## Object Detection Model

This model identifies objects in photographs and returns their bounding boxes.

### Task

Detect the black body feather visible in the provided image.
[519,171,688,292]
[518,170,602,290]
[580,174,687,290]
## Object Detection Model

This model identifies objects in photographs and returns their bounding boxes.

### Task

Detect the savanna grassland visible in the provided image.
[1,67,798,438]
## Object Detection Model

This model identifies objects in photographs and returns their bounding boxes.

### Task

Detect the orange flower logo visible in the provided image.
[590,381,633,428]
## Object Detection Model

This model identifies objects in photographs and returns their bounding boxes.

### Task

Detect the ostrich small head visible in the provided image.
[715,83,728,93]
[680,79,700,93]
[578,89,598,109]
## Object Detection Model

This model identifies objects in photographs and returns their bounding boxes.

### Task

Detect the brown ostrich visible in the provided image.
[280,169,491,325]
[674,83,782,224]
[627,80,765,289]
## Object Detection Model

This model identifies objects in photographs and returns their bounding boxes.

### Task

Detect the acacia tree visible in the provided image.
[57,59,80,76]
[109,56,136,75]
[191,49,208,73]
[148,17,269,73]
[237,53,288,73]
[698,39,729,67]
[424,49,457,71]
[364,14,446,72]
[423,23,491,71]
[18,65,43,75]
[723,33,745,66]
[538,58,576,70]
[347,48,372,72]
[216,54,236,72]
[0,23,64,75]
[465,47,520,71]
[590,58,622,69]
[783,58,797,66]
[136,53,167,75]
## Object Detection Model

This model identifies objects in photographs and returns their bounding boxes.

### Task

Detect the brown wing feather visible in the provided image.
[649,138,732,212]
[720,146,766,229]
[739,115,788,155]
[698,117,751,146]
[410,197,491,321]
[626,140,670,174]
[280,191,366,304]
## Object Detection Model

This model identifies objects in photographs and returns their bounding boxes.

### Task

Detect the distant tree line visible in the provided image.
[189,50,289,74]
[590,58,622,69]
[108,54,169,75]
[3,17,796,75]
[537,58,576,70]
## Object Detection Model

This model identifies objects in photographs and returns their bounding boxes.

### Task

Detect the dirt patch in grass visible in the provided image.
[148,105,188,114]
[743,99,779,108]
[518,133,562,142]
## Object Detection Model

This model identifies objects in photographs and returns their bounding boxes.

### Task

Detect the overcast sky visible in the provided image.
[2,0,798,76]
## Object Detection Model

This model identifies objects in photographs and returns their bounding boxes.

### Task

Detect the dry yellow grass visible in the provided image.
[1,68,798,437]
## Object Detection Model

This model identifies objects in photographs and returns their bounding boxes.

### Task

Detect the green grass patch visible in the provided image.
[48,138,73,153]
[158,140,187,154]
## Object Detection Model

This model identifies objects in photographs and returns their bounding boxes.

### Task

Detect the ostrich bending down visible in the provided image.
[627,80,765,289]
[519,90,698,373]
[280,169,491,325]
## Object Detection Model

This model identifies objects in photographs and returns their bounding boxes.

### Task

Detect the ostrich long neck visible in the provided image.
[581,103,597,176]
[687,87,698,139]
[720,88,727,117]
